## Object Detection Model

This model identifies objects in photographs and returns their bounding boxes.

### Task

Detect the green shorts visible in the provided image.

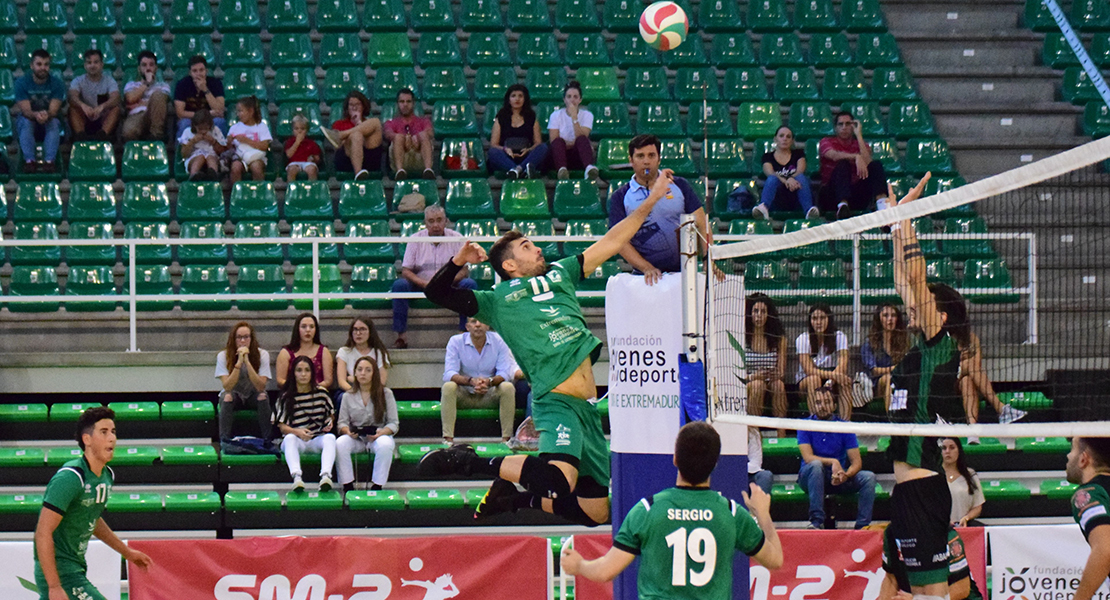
[35,569,106,600]
[533,392,610,486]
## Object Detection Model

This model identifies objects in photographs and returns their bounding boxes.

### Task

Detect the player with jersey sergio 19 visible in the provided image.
[420,168,679,526]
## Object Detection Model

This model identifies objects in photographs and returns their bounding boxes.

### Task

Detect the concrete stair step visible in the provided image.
[935,112,1080,139]
[945,139,1093,179]
[885,3,1021,34]
[917,78,1062,107]
[899,40,1041,70]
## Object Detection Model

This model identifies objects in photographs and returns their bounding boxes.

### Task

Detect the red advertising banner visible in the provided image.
[566,534,616,600]
[128,535,548,600]
[956,526,987,600]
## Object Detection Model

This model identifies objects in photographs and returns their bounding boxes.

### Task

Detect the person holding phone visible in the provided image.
[122,50,171,142]
[487,84,548,179]
[818,112,888,220]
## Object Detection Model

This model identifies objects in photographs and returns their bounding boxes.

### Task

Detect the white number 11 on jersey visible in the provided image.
[665,526,718,587]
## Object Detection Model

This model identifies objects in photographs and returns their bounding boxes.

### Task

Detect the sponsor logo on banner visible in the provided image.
[128,536,547,600]
[990,525,1109,600]
[750,531,885,600]
[0,541,121,600]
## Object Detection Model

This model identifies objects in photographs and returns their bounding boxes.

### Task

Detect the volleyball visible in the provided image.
[639,1,688,51]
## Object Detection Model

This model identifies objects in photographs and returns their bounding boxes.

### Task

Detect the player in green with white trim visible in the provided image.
[1065,437,1110,600]
[560,421,783,599]
[420,169,679,526]
[34,406,152,600]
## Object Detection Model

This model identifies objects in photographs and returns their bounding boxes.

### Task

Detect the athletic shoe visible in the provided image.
[585,165,599,181]
[507,166,522,180]
[836,202,850,220]
[423,168,436,179]
[395,168,408,180]
[806,206,821,220]
[342,482,355,495]
[557,167,570,180]
[999,404,1028,424]
[319,474,333,492]
[474,479,521,521]
[292,475,305,492]
[752,203,770,220]
[966,435,980,445]
[806,522,820,530]
[419,443,478,476]
[525,163,535,179]
[320,126,341,149]
[355,169,371,180]
[370,483,383,491]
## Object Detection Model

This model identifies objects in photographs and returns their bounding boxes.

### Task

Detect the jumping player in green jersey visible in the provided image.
[1065,437,1110,600]
[34,406,152,600]
[560,421,783,599]
[420,169,679,526]
[881,526,983,600]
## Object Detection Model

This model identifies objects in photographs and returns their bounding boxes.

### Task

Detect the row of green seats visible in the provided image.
[0,401,211,423]
[1025,0,1110,33]
[764,432,1064,458]
[771,479,1040,502]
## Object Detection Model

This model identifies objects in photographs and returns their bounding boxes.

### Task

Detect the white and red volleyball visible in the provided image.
[639,1,689,51]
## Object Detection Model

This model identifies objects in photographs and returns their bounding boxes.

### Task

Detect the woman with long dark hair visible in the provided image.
[744,294,787,433]
[275,312,334,389]
[796,303,853,420]
[335,356,399,493]
[215,321,272,440]
[319,89,383,180]
[488,84,548,178]
[274,356,336,491]
[336,315,391,393]
[940,437,984,527]
[861,303,909,411]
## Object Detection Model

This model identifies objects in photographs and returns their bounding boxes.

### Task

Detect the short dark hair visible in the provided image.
[396,87,415,101]
[674,421,721,485]
[137,50,157,64]
[564,80,582,97]
[834,111,853,123]
[628,134,661,158]
[1078,438,1110,468]
[83,48,104,61]
[31,48,51,61]
[76,406,115,450]
[489,230,525,280]
[188,54,208,68]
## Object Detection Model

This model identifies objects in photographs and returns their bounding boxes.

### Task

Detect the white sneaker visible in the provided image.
[355,169,371,180]
[319,126,341,149]
[806,206,821,220]
[508,166,522,179]
[525,163,535,179]
[292,475,305,491]
[585,165,599,181]
[557,167,570,180]
[999,404,1028,424]
[966,435,980,445]
[319,474,333,492]
[752,203,770,220]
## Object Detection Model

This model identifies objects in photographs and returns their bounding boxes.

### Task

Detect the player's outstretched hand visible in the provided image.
[742,483,772,518]
[560,546,583,575]
[648,169,674,202]
[889,172,931,208]
[126,547,154,570]
[455,242,488,265]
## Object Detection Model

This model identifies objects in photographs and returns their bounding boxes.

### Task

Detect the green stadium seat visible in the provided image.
[578,68,622,102]
[286,489,344,510]
[283,181,333,221]
[176,182,225,222]
[335,181,387,222]
[637,102,684,136]
[67,182,117,223]
[169,35,216,70]
[710,34,756,68]
[126,266,174,311]
[0,69,14,106]
[365,33,412,69]
[697,0,743,31]
[417,33,462,67]
[749,0,791,31]
[822,67,868,103]
[349,263,395,309]
[704,139,748,177]
[888,101,936,138]
[841,0,886,31]
[233,221,283,264]
[1022,0,1055,29]
[407,488,465,509]
[0,1,14,34]
[774,67,820,103]
[556,0,601,30]
[859,259,898,304]
[565,33,611,68]
[999,391,1053,410]
[364,0,407,30]
[432,102,479,138]
[1063,66,1103,104]
[597,138,632,179]
[14,182,62,223]
[1039,479,1078,499]
[73,37,118,72]
[293,263,345,310]
[466,34,512,67]
[220,34,264,68]
[796,0,840,32]
[525,67,569,103]
[460,0,504,30]
[1043,34,1080,68]
[345,489,405,510]
[798,259,849,304]
[790,102,834,139]
[517,33,563,68]
[500,180,550,220]
[288,221,340,264]
[65,222,117,266]
[122,182,171,222]
[25,0,66,33]
[217,0,260,31]
[8,266,59,312]
[176,222,227,265]
[161,444,218,466]
[553,180,604,219]
[268,0,310,31]
[724,68,770,103]
[589,102,634,138]
[1092,34,1110,67]
[728,219,775,237]
[737,102,782,138]
[905,138,955,175]
[161,400,215,421]
[0,36,16,70]
[840,101,884,137]
[344,221,396,264]
[46,447,90,466]
[808,33,853,68]
[613,34,658,68]
[0,106,10,140]
[714,181,764,220]
[963,258,1018,304]
[872,67,918,103]
[323,69,370,105]
[393,179,442,214]
[663,38,708,68]
[122,222,172,264]
[179,265,232,310]
[760,33,806,67]
[50,403,105,424]
[224,490,281,510]
[783,218,834,259]
[624,67,670,103]
[274,68,319,104]
[1016,436,1070,454]
[120,34,165,69]
[687,102,735,137]
[856,33,902,67]
[319,36,364,69]
[423,66,470,102]
[579,260,621,305]
[119,0,163,31]
[270,33,315,67]
[222,68,267,102]
[602,0,640,31]
[1074,0,1110,31]
[0,449,45,469]
[562,219,607,257]
[372,68,417,103]
[230,182,278,221]
[107,442,160,466]
[439,138,486,177]
[316,0,360,31]
[674,68,721,103]
[23,35,67,71]
[411,0,456,30]
[474,67,517,103]
[507,0,551,30]
[981,479,1030,500]
[122,142,170,182]
[468,261,498,288]
[0,403,48,423]
[867,138,903,175]
[445,179,496,219]
[456,218,501,251]
[169,0,213,32]
[164,491,221,512]
[660,139,699,177]
[924,257,957,286]
[744,260,792,290]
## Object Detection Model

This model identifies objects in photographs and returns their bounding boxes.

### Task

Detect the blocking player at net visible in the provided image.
[420,169,679,526]
[560,421,783,599]
[34,407,153,600]
[1065,437,1110,600]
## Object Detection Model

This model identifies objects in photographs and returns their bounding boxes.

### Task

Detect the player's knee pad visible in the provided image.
[574,476,609,499]
[518,456,572,500]
[552,494,605,527]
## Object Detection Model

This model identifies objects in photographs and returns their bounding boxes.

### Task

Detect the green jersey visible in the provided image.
[474,255,602,398]
[1072,475,1110,542]
[888,330,961,468]
[884,527,983,600]
[614,487,766,600]
[34,457,113,577]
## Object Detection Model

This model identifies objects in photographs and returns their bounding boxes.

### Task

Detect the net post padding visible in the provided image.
[712,136,1110,261]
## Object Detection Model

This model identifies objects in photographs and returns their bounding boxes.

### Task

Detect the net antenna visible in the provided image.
[698,135,1110,438]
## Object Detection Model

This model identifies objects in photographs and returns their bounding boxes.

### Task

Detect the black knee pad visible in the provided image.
[552,494,605,527]
[518,455,573,500]
[574,476,609,499]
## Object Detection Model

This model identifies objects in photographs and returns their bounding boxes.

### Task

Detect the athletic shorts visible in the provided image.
[887,434,942,470]
[888,473,952,587]
[533,392,610,485]
[36,569,107,600]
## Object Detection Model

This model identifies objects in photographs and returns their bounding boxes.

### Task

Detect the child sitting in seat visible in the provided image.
[177,109,227,181]
[283,115,321,181]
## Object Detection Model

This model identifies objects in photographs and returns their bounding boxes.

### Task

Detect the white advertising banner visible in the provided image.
[606,272,684,454]
[0,540,121,600]
[989,525,1109,600]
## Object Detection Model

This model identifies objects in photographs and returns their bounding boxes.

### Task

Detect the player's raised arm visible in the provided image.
[561,546,636,583]
[744,483,784,569]
[1075,525,1110,600]
[424,242,486,317]
[582,169,674,273]
[887,174,942,338]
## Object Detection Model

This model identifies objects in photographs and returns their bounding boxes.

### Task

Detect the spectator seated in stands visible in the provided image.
[122,50,171,142]
[336,356,399,494]
[754,125,818,221]
[547,81,598,181]
[320,90,383,181]
[216,321,272,442]
[177,109,227,181]
[609,135,712,283]
[174,55,227,137]
[274,356,337,492]
[67,49,120,142]
[227,95,271,183]
[941,437,984,527]
[283,115,321,181]
[959,329,1026,432]
[390,205,476,349]
[440,317,517,443]
[818,112,887,220]
[796,303,854,421]
[745,293,788,437]
[384,87,435,180]
[797,384,876,530]
[275,312,335,390]
[336,315,392,399]
[13,49,65,174]
[861,303,909,411]
[488,84,548,179]
[748,425,773,495]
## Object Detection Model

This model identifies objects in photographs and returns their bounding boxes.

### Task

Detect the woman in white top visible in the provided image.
[336,315,392,394]
[547,81,598,181]
[796,303,853,420]
[336,356,399,494]
[941,437,985,526]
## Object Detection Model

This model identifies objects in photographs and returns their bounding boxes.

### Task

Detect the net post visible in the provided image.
[852,235,862,346]
[1028,233,1039,344]
[680,213,700,364]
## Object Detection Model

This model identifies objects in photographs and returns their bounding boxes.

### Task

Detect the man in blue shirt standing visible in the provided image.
[440,317,521,444]
[13,49,66,173]
[797,383,876,529]
[607,135,712,284]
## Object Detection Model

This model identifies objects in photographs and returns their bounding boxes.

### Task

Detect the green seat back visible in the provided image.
[590,102,634,139]
[320,34,366,69]
[122,182,171,222]
[737,102,781,138]
[122,142,170,181]
[565,33,610,68]
[11,222,61,265]
[445,179,496,219]
[789,101,834,138]
[364,0,408,31]
[68,182,117,222]
[474,67,517,103]
[500,179,550,220]
[288,221,340,264]
[774,67,820,103]
[507,0,551,30]
[810,33,853,67]
[68,142,117,182]
[578,67,621,102]
[121,0,166,32]
[217,0,261,32]
[293,264,345,310]
[749,0,790,31]
[841,0,887,31]
[704,140,748,178]
[274,68,320,103]
[625,67,671,104]
[423,66,470,102]
[177,221,228,265]
[460,0,504,31]
[221,33,265,67]
[888,101,936,139]
[338,180,388,220]
[233,221,284,264]
[236,263,289,310]
[418,33,463,66]
[822,67,868,103]
[73,0,115,32]
[613,33,659,68]
[856,33,902,67]
[468,33,513,67]
[345,220,396,264]
[65,222,117,266]
[554,180,605,219]
[268,0,310,31]
[674,67,721,103]
[760,32,805,67]
[179,265,232,310]
[230,181,278,221]
[411,0,456,30]
[177,182,226,221]
[637,102,684,137]
[525,67,568,103]
[25,0,67,32]
[724,68,770,103]
[350,263,396,309]
[9,266,60,312]
[169,34,216,70]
